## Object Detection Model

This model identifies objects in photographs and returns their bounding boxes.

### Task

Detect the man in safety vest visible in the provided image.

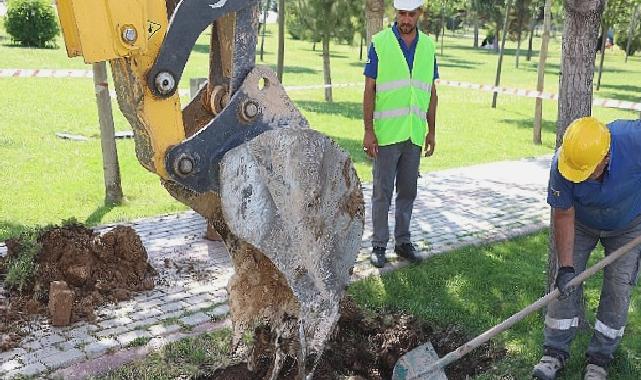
[533,117,641,380]
[362,0,438,268]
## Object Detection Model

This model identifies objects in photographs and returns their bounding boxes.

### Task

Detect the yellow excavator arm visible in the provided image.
[55,1,366,377]
[57,0,183,178]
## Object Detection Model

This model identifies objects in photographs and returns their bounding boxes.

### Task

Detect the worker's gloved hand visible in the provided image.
[556,266,576,297]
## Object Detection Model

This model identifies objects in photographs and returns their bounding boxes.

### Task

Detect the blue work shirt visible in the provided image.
[364,23,439,80]
[547,119,641,231]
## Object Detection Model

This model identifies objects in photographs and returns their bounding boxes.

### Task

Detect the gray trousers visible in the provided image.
[543,215,641,367]
[371,140,421,249]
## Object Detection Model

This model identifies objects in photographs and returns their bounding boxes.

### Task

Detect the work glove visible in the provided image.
[555,266,576,298]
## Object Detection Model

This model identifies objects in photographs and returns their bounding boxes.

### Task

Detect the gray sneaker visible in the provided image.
[584,364,607,380]
[532,355,564,380]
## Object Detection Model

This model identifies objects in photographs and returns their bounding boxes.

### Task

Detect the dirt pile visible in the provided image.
[0,223,156,351]
[200,297,505,380]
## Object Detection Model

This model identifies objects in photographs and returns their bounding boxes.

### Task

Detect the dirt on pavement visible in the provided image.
[0,223,156,351]
[199,297,505,380]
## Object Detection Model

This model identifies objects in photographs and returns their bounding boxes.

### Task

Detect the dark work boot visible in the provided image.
[370,247,386,268]
[394,242,421,263]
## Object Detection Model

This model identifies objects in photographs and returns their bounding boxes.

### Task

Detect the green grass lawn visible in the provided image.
[94,231,641,379]
[1,22,639,240]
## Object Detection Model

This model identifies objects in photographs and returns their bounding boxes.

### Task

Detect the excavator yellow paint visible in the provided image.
[56,0,148,62]
[56,0,186,178]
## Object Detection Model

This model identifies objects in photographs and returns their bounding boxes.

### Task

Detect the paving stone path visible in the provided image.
[0,156,552,379]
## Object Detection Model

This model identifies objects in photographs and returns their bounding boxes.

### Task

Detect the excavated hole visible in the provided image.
[197,297,506,380]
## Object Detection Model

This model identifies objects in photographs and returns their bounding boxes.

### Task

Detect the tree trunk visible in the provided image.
[322,34,332,102]
[596,21,607,91]
[527,16,535,61]
[549,0,606,298]
[277,0,285,82]
[492,0,513,108]
[360,35,364,61]
[473,19,479,47]
[556,1,605,145]
[494,18,501,52]
[365,0,385,48]
[260,0,269,62]
[625,4,641,63]
[92,62,123,205]
[516,29,523,68]
[440,7,445,55]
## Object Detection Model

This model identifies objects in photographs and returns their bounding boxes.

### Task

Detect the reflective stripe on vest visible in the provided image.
[373,28,435,147]
[377,79,433,93]
[374,106,427,121]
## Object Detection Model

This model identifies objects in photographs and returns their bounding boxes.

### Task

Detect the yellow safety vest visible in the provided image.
[373,28,435,147]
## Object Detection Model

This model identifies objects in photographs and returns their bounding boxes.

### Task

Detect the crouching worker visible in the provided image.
[533,117,641,380]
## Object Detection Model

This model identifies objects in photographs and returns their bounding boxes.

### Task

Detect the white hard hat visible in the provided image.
[393,0,424,11]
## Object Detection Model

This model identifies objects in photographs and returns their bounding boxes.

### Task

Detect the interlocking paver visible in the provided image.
[116,330,152,347]
[210,304,230,318]
[149,324,182,337]
[0,156,552,378]
[180,312,211,327]
[39,348,85,370]
[1,359,21,372]
[130,308,163,321]
[6,362,47,378]
[84,339,120,359]
[159,301,190,313]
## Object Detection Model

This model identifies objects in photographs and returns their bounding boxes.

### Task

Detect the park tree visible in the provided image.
[287,0,361,102]
[525,2,541,61]
[468,0,500,47]
[433,0,468,54]
[548,0,607,294]
[622,3,641,62]
[421,3,445,41]
[596,0,638,90]
[508,0,533,68]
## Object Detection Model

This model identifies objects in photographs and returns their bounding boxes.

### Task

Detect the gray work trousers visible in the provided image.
[371,140,421,249]
[543,214,641,367]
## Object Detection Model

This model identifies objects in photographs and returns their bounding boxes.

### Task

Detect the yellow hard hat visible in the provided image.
[558,117,611,183]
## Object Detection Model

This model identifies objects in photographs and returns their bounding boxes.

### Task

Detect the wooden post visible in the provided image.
[277,0,285,82]
[533,0,552,145]
[92,62,123,205]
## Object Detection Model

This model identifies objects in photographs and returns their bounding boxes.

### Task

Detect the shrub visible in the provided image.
[615,29,641,56]
[5,0,59,47]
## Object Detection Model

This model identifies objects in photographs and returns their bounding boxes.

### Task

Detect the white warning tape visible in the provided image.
[2,68,640,112]
[0,68,93,78]
[281,79,641,112]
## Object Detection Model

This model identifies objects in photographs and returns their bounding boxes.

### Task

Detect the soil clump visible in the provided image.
[198,297,505,380]
[0,223,155,351]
